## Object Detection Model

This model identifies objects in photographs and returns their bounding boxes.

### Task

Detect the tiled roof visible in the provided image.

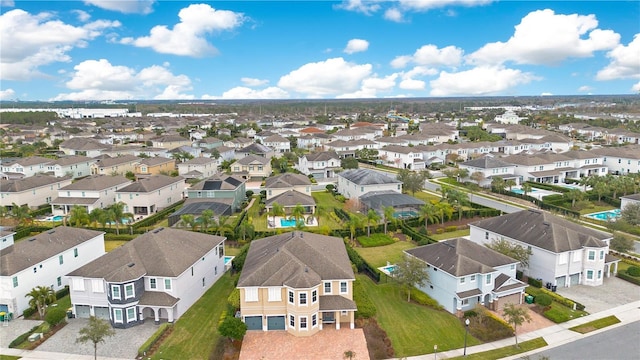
[266,190,315,207]
[265,173,311,188]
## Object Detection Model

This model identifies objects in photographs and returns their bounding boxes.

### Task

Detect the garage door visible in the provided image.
[497,294,521,311]
[76,305,90,318]
[555,276,566,288]
[570,273,580,286]
[94,307,110,320]
[267,316,285,330]
[244,316,262,330]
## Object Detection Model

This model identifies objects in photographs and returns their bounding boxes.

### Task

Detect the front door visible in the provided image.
[322,312,335,323]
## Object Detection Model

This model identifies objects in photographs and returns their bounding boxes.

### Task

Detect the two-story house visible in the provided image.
[458,157,519,188]
[469,210,620,288]
[263,134,291,154]
[337,168,402,200]
[177,157,217,180]
[59,138,110,157]
[378,145,425,170]
[1,175,72,210]
[232,155,272,179]
[236,143,275,159]
[67,228,226,327]
[0,227,105,317]
[405,238,526,316]
[1,156,52,179]
[51,175,132,215]
[593,145,640,175]
[46,155,95,179]
[183,174,247,212]
[91,155,140,176]
[237,231,356,336]
[116,175,185,220]
[135,157,176,177]
[149,135,192,150]
[295,151,341,179]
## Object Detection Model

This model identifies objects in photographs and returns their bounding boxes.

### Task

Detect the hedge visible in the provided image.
[527,277,543,288]
[353,279,376,319]
[9,325,40,348]
[617,271,640,286]
[137,323,173,357]
[334,208,351,222]
[132,199,184,230]
[22,307,37,319]
[55,286,69,300]
[345,241,380,282]
[410,288,443,310]
[13,226,54,240]
[45,307,66,326]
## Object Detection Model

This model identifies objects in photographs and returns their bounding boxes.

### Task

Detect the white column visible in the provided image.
[335,311,340,329]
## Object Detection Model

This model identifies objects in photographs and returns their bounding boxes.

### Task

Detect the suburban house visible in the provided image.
[236,143,275,159]
[59,138,110,157]
[149,135,192,150]
[196,137,224,150]
[232,155,272,179]
[177,157,218,180]
[224,137,254,150]
[185,174,247,212]
[67,227,226,328]
[264,173,312,200]
[501,153,569,184]
[593,145,640,175]
[91,155,140,176]
[116,175,185,220]
[621,193,640,210]
[323,139,378,158]
[263,134,291,154]
[337,168,402,200]
[46,155,95,179]
[0,227,105,317]
[51,175,132,215]
[134,157,176,177]
[494,110,525,124]
[405,238,526,315]
[237,231,356,336]
[1,156,52,178]
[469,210,620,288]
[359,190,424,219]
[378,145,425,170]
[0,175,72,210]
[295,151,341,179]
[561,151,608,178]
[458,157,518,188]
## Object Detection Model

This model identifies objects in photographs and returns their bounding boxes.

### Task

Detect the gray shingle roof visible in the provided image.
[93,155,139,168]
[117,175,184,193]
[0,175,70,192]
[1,227,104,275]
[60,175,131,191]
[237,231,354,288]
[68,227,225,282]
[304,151,340,162]
[266,190,316,207]
[406,238,517,277]
[359,190,424,209]
[51,155,93,166]
[236,154,270,165]
[471,209,611,253]
[338,168,401,186]
[138,156,174,166]
[265,173,311,188]
[461,157,514,169]
[4,156,52,167]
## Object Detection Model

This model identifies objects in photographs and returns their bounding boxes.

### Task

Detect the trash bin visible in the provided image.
[67,309,73,319]
[551,285,557,292]
[525,295,534,304]
[0,312,5,321]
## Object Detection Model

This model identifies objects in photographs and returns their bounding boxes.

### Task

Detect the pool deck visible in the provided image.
[267,215,317,229]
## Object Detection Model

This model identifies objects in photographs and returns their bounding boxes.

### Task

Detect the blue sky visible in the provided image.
[1,0,639,101]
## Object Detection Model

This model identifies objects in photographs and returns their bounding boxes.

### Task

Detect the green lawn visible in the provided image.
[224,245,243,256]
[104,240,127,252]
[0,355,21,360]
[312,191,346,229]
[570,315,620,334]
[150,273,236,360]
[357,233,394,247]
[246,198,268,232]
[414,191,442,203]
[359,275,481,357]
[430,228,470,241]
[355,241,416,268]
[578,203,616,215]
[450,337,548,360]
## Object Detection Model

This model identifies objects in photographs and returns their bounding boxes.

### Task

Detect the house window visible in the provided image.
[324,282,332,294]
[288,290,294,304]
[126,307,136,323]
[588,251,595,261]
[470,275,475,281]
[150,278,157,289]
[312,290,317,303]
[340,281,347,294]
[114,309,123,323]
[73,278,85,291]
[289,315,295,328]
[599,251,604,260]
[300,316,308,330]
[268,288,281,302]
[12,276,18,288]
[486,274,491,285]
[112,285,121,300]
[598,270,602,279]
[460,277,466,284]
[214,266,217,275]
[559,253,567,265]
[312,314,317,327]
[92,280,103,293]
[202,278,205,287]
[59,255,64,265]
[462,299,469,305]
[510,264,516,270]
[573,251,581,262]
[245,288,258,302]
[74,248,78,257]
[299,292,307,305]
[57,277,62,287]
[164,279,172,290]
[587,270,594,280]
[485,232,489,240]
[125,284,134,299]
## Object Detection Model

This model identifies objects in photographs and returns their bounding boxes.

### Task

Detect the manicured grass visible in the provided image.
[450,337,548,360]
[224,245,243,256]
[525,287,588,323]
[150,273,236,360]
[430,228,470,241]
[104,240,127,252]
[0,355,22,360]
[570,315,620,334]
[247,198,268,232]
[357,233,394,247]
[355,241,416,268]
[53,294,71,311]
[413,191,442,203]
[578,203,616,215]
[312,191,346,229]
[358,275,481,357]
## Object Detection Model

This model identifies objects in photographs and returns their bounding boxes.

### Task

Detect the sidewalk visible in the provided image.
[0,348,130,360]
[400,300,640,359]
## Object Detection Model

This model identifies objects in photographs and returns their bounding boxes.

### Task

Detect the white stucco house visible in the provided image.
[51,175,132,215]
[0,227,105,317]
[337,168,402,200]
[295,151,341,179]
[46,155,96,179]
[1,175,73,210]
[620,193,640,210]
[116,175,185,220]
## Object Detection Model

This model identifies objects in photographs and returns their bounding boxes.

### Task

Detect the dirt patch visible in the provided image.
[357,318,394,360]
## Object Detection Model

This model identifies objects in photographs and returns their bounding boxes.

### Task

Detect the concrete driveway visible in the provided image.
[556,276,640,314]
[0,318,43,348]
[35,318,158,359]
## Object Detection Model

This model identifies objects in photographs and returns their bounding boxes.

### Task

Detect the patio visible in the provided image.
[267,215,318,229]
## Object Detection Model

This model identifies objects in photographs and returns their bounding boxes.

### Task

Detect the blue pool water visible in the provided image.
[280,218,297,227]
[512,188,538,195]
[394,210,418,219]
[46,215,64,221]
[224,256,233,265]
[584,209,621,221]
[383,265,397,273]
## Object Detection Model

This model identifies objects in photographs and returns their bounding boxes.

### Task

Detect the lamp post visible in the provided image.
[434,344,437,360]
[464,318,470,356]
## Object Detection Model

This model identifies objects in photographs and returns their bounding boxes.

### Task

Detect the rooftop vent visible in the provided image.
[127,263,135,268]
[47,230,55,234]
[28,238,36,242]
[153,228,164,234]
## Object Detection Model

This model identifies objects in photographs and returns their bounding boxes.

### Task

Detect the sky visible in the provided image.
[1,0,639,102]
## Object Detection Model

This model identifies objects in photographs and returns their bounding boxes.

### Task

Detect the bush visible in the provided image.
[55,286,69,300]
[354,279,376,319]
[138,323,172,357]
[218,316,247,341]
[357,233,394,247]
[618,271,640,285]
[626,266,640,277]
[45,307,67,326]
[464,310,478,318]
[527,277,543,288]
[444,225,458,232]
[9,325,39,348]
[534,293,552,307]
[22,307,37,319]
[409,288,443,310]
[227,288,240,311]
[436,228,444,234]
[245,190,254,198]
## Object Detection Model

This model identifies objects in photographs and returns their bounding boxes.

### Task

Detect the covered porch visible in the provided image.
[138,292,179,324]
[318,295,356,330]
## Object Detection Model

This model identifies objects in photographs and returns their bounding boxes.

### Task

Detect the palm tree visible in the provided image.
[491,176,506,192]
[69,205,90,227]
[566,189,584,208]
[578,176,592,191]
[504,179,517,192]
[470,171,485,187]
[593,181,608,202]
[10,203,32,226]
[25,286,56,319]
[366,209,381,236]
[236,222,255,244]
[521,182,532,197]
[199,209,214,232]
[108,202,126,235]
[89,208,105,228]
[348,216,363,243]
[419,202,437,233]
[456,168,469,182]
[291,204,305,225]
[445,189,469,221]
[216,215,233,237]
[435,202,454,225]
[180,214,197,230]
[383,206,396,234]
[269,202,284,224]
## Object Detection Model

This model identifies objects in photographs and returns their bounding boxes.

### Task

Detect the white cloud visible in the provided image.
[0,9,120,80]
[596,34,640,81]
[540,92,553,96]
[468,9,620,66]
[83,0,155,14]
[399,78,426,90]
[344,39,369,54]
[241,77,269,87]
[578,85,593,92]
[120,4,245,57]
[0,0,14,7]
[0,88,16,100]
[384,8,403,22]
[52,59,193,100]
[73,10,91,22]
[392,44,463,69]
[429,66,537,96]
[338,0,491,20]
[397,0,493,11]
[203,86,289,99]
[337,74,397,98]
[632,82,640,93]
[278,57,372,98]
[334,0,382,15]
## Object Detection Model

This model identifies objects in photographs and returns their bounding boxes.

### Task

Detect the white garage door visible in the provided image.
[75,305,90,318]
[94,307,110,320]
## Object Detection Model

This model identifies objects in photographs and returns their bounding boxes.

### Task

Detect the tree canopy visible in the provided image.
[486,238,532,268]
[393,254,430,302]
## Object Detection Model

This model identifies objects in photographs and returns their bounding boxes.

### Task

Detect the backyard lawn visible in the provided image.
[150,272,236,360]
[578,203,616,215]
[413,191,442,203]
[358,275,481,357]
[312,191,346,229]
[430,228,470,241]
[104,240,127,252]
[355,241,416,268]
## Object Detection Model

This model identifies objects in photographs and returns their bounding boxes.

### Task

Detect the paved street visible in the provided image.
[424,180,525,213]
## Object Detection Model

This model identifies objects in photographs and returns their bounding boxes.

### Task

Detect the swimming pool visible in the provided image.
[584,209,621,221]
[511,188,538,195]
[45,215,64,221]
[224,256,233,265]
[393,210,418,219]
[280,218,297,227]
[378,264,398,277]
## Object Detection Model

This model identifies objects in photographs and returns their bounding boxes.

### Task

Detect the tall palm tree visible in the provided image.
[10,203,32,226]
[491,176,506,192]
[291,204,305,225]
[236,222,255,244]
[593,181,608,202]
[383,206,396,234]
[366,209,381,236]
[445,189,469,221]
[504,179,517,192]
[348,216,363,243]
[435,202,453,225]
[419,202,437,233]
[270,202,284,223]
[216,215,233,237]
[199,209,214,232]
[89,208,105,228]
[69,205,90,227]
[108,202,126,235]
[521,182,533,197]
[180,214,197,230]
[25,286,56,319]
[566,189,584,208]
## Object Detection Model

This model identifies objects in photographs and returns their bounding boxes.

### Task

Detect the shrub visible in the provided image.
[534,293,552,307]
[527,277,543,288]
[436,228,444,234]
[22,307,37,319]
[218,316,247,341]
[335,195,346,203]
[444,225,458,232]
[626,266,640,277]
[45,307,67,326]
[227,288,240,311]
[353,279,376,319]
[409,288,443,310]
[357,233,394,247]
[9,325,39,348]
[138,323,173,357]
[245,190,254,198]
[618,271,640,285]
[464,310,478,318]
